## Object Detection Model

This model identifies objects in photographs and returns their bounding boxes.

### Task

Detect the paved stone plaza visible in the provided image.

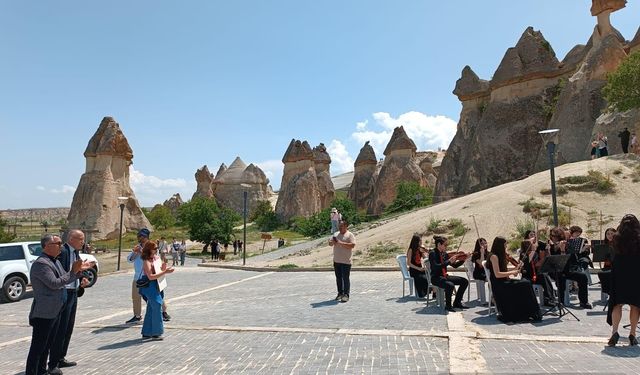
[1,259,639,374]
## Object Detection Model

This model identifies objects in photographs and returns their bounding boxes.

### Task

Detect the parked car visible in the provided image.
[0,241,99,303]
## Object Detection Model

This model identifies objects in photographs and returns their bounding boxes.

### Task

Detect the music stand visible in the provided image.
[592,244,610,263]
[540,254,580,321]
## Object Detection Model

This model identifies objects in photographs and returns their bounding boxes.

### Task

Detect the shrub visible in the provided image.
[426,217,444,234]
[540,186,568,196]
[514,218,535,239]
[602,51,640,112]
[250,201,280,231]
[147,204,176,230]
[519,198,549,213]
[448,218,467,238]
[384,181,433,215]
[278,263,299,269]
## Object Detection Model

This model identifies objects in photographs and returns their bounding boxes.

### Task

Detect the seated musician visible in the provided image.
[471,238,488,281]
[519,240,555,307]
[428,236,468,312]
[597,227,616,295]
[486,237,542,322]
[567,225,592,270]
[406,234,430,298]
[547,227,592,309]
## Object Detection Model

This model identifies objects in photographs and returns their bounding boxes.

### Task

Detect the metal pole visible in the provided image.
[117,203,125,271]
[243,190,247,266]
[547,142,559,228]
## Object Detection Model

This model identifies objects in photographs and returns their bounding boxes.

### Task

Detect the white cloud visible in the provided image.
[50,185,76,194]
[256,159,283,191]
[356,120,368,131]
[352,111,457,157]
[327,140,354,174]
[36,186,45,191]
[129,167,195,207]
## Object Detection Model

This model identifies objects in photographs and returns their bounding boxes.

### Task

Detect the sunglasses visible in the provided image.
[48,241,63,246]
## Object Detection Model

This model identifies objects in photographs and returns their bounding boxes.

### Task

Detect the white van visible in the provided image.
[0,241,99,302]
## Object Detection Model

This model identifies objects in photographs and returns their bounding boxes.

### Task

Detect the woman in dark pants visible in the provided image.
[429,236,468,312]
[406,234,429,298]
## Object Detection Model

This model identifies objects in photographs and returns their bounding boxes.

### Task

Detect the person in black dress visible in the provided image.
[597,227,616,295]
[428,236,468,312]
[607,214,640,346]
[486,237,541,323]
[406,234,429,298]
[471,238,488,281]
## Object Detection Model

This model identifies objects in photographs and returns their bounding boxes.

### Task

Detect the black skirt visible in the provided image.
[491,277,541,322]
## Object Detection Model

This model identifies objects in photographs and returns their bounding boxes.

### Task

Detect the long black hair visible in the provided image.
[613,214,640,256]
[408,234,421,259]
[490,236,508,272]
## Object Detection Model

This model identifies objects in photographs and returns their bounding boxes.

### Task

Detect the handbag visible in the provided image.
[136,274,150,288]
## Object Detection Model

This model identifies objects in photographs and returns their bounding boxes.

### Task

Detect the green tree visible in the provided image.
[384,181,433,215]
[178,197,241,245]
[293,196,361,238]
[250,200,280,231]
[147,204,176,230]
[603,51,640,112]
[0,218,16,242]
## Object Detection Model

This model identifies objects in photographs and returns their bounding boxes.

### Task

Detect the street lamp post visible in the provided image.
[240,183,251,266]
[116,196,129,271]
[538,129,560,228]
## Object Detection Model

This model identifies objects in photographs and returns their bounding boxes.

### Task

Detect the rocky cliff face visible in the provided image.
[67,116,151,240]
[313,143,335,210]
[214,157,271,214]
[348,141,378,212]
[275,139,321,222]
[163,193,184,216]
[192,165,215,200]
[435,7,637,202]
[368,127,429,215]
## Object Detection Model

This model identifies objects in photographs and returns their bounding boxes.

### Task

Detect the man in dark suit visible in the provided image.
[48,229,90,374]
[25,234,93,375]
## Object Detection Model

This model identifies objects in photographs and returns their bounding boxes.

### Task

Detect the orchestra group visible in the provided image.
[406,214,640,347]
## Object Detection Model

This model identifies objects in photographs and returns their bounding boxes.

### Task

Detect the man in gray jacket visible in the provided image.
[25,234,93,375]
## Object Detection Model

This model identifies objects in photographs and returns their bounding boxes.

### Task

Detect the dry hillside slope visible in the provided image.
[266,154,640,268]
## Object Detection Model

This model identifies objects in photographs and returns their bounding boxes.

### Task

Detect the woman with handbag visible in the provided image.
[139,241,174,340]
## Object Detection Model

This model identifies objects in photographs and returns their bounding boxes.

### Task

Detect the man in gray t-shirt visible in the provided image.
[329,220,356,303]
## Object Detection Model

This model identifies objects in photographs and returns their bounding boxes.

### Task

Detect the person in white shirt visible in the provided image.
[329,220,356,303]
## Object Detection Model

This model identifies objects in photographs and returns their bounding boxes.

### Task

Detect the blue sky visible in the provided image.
[1,1,638,209]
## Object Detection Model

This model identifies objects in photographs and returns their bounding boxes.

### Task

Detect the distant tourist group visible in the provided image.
[590,129,639,159]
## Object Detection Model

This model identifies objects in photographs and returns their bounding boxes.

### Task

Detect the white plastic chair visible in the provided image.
[482,260,495,315]
[464,258,486,304]
[396,254,415,298]
[423,259,445,311]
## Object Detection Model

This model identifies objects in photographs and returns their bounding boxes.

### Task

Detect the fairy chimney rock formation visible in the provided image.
[313,143,335,210]
[213,157,271,214]
[436,2,636,203]
[369,127,428,215]
[67,116,151,240]
[275,139,321,221]
[192,165,215,200]
[163,193,184,216]
[348,141,378,211]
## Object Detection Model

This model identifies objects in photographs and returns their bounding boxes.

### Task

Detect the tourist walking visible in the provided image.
[158,237,169,262]
[330,220,356,303]
[598,132,609,157]
[606,214,640,347]
[179,239,187,266]
[330,208,341,234]
[631,133,638,155]
[48,230,91,374]
[233,240,238,255]
[138,241,174,340]
[25,234,93,375]
[171,238,180,266]
[618,127,631,154]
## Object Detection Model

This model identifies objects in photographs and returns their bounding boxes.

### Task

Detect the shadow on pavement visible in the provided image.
[310,300,339,308]
[91,325,136,334]
[601,346,640,357]
[97,338,147,350]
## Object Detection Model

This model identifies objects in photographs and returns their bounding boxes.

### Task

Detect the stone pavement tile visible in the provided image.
[0,327,449,374]
[481,338,640,374]
[0,325,31,344]
[461,283,615,339]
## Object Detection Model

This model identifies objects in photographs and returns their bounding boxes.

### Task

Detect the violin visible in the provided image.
[506,254,521,268]
[447,251,470,262]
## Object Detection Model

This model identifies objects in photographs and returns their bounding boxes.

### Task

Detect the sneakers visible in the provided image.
[126,315,142,324]
[48,368,63,375]
[58,359,77,368]
[162,312,171,321]
[151,335,164,341]
[340,295,349,303]
[335,294,343,301]
[142,335,152,340]
[579,302,593,310]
